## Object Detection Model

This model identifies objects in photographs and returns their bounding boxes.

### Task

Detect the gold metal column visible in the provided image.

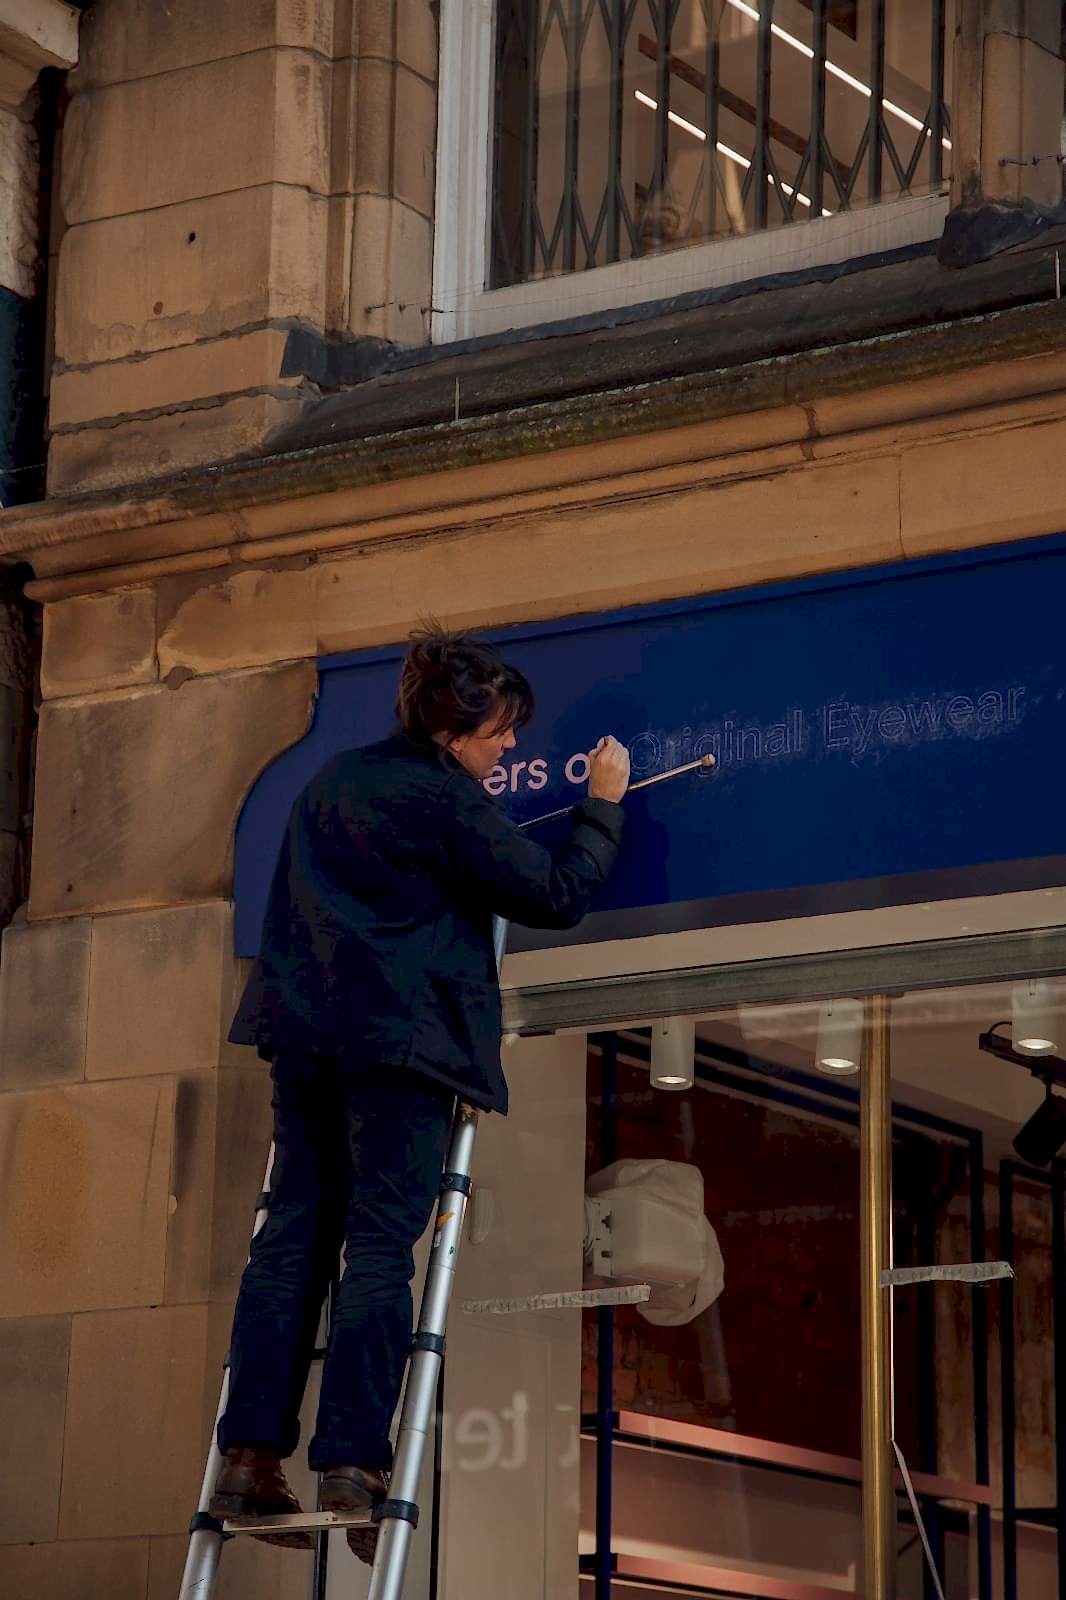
[860,993,895,1598]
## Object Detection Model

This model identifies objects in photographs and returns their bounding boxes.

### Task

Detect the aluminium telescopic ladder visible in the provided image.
[178,912,508,1600]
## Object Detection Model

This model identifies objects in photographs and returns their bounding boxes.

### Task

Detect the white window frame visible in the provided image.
[432,0,950,346]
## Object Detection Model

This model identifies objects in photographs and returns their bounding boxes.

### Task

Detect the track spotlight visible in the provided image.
[814,998,863,1076]
[978,1014,1066,1167]
[1013,1083,1066,1167]
[650,1016,695,1091]
[1011,979,1059,1055]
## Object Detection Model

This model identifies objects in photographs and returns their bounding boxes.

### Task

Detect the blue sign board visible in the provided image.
[234,536,1066,957]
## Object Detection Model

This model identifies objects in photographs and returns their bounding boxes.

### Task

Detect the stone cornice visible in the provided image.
[5,296,1066,599]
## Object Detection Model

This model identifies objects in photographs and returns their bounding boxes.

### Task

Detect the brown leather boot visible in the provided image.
[209,1446,315,1550]
[318,1463,388,1513]
[346,1525,379,1566]
[318,1465,388,1567]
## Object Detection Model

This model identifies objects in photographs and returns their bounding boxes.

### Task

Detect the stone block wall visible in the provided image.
[0,3,80,1057]
[952,0,1066,210]
[0,629,318,1596]
[48,0,440,494]
[0,897,323,1597]
[39,0,1066,498]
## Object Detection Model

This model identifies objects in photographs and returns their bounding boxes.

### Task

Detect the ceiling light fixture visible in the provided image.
[650,1015,696,1090]
[814,998,863,1075]
[1011,978,1058,1055]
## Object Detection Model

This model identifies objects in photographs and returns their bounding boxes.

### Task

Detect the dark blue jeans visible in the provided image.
[218,1052,455,1471]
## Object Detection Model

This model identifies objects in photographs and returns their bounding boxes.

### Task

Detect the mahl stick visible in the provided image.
[518,753,714,831]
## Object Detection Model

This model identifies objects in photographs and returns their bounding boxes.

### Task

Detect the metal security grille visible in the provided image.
[490,0,952,287]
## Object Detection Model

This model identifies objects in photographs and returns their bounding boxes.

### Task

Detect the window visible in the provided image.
[581,967,1061,1596]
[434,0,953,340]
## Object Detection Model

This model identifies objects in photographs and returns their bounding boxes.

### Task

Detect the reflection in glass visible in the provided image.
[492,0,955,287]
[579,976,1063,1597]
[581,1019,864,1593]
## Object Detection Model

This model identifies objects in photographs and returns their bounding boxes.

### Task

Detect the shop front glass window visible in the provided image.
[582,971,1062,1597]
[582,1013,865,1594]
[890,978,1062,1599]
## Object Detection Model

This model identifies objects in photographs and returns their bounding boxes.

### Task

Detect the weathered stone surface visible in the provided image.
[340,58,436,219]
[146,1537,187,1600]
[952,2,1065,208]
[982,33,1065,207]
[29,661,316,918]
[0,565,35,687]
[164,1065,274,1309]
[75,0,333,90]
[164,1060,275,1313]
[392,66,437,218]
[0,1316,71,1543]
[164,1072,218,1306]
[341,56,393,195]
[146,1530,315,1600]
[49,327,292,430]
[901,413,1066,555]
[61,50,331,227]
[808,351,1066,444]
[0,1538,149,1600]
[979,0,1063,56]
[351,0,438,77]
[41,586,157,698]
[0,1078,173,1315]
[215,1536,317,1599]
[313,455,903,652]
[350,192,433,344]
[326,48,435,337]
[0,915,90,1090]
[55,184,327,366]
[85,902,238,1080]
[47,391,304,496]
[59,1303,209,1538]
[0,104,38,301]
[396,0,439,82]
[157,567,316,677]
[324,191,359,332]
[950,7,978,206]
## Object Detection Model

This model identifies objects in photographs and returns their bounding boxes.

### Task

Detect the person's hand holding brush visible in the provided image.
[588,735,631,803]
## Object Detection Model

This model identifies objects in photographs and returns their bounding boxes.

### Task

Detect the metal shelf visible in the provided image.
[579,1552,855,1599]
[581,1410,993,1508]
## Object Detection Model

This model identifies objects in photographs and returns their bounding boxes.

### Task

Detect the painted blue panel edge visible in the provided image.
[506,854,1066,954]
[318,530,1066,674]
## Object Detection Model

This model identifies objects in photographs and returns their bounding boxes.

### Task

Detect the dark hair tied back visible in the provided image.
[395,613,535,748]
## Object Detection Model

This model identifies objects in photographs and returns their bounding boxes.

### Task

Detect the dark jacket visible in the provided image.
[228,730,625,1113]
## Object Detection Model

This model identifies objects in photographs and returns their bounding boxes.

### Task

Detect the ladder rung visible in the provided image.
[223,1508,374,1535]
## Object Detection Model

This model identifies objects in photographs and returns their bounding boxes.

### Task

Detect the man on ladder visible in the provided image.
[201,617,630,1574]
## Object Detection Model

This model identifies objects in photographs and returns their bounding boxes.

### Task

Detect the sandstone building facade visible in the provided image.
[1,4,1066,1598]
